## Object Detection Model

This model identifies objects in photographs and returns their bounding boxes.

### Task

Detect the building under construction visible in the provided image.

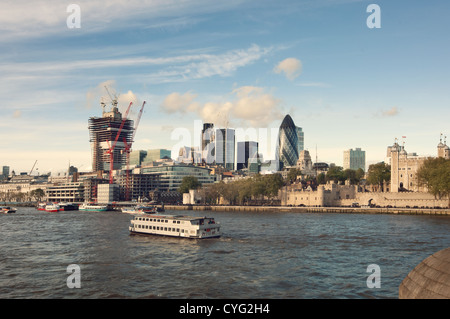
[88,106,134,173]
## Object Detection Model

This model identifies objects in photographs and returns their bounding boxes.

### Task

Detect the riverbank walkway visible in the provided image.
[163,204,450,216]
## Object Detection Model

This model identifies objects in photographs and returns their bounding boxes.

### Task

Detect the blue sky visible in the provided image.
[1,0,449,174]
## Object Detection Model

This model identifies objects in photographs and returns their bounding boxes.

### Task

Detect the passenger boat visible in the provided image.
[122,205,157,214]
[45,204,60,212]
[37,203,46,211]
[79,203,108,212]
[129,214,221,239]
[1,206,17,214]
[58,203,79,211]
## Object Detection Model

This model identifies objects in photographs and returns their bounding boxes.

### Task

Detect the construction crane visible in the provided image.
[123,101,146,201]
[106,101,133,184]
[104,85,119,109]
[29,160,38,176]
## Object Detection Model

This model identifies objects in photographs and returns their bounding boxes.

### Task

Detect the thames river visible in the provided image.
[0,207,449,299]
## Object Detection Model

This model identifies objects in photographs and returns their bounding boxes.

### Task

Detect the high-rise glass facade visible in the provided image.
[236,141,258,171]
[215,128,235,170]
[276,115,303,170]
[201,123,215,164]
[343,148,365,171]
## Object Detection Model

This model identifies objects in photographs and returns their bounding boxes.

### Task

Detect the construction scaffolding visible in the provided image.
[89,106,134,174]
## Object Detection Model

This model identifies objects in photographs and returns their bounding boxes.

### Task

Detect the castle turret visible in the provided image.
[390,140,400,193]
[437,134,450,159]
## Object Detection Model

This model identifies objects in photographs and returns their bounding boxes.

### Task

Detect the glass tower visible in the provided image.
[215,128,235,170]
[276,115,303,170]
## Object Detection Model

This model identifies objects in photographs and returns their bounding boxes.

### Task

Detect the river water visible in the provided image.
[0,207,449,299]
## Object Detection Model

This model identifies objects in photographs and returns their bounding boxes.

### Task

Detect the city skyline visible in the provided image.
[1,1,449,173]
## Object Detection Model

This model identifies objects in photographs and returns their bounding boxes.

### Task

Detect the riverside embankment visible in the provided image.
[163,204,450,216]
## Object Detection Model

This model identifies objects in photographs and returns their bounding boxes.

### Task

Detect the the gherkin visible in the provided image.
[276,115,303,170]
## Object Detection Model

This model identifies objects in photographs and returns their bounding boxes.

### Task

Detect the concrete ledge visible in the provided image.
[162,205,450,215]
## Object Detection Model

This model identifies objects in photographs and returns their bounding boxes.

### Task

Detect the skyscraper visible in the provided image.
[343,148,366,171]
[201,123,215,164]
[236,141,258,171]
[276,115,303,170]
[216,128,235,170]
[297,127,304,154]
[88,106,134,172]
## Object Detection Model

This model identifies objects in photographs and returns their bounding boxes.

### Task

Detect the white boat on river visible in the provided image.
[129,214,221,239]
[79,203,108,211]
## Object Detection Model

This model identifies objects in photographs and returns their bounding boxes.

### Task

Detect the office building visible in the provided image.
[2,166,10,177]
[88,106,134,172]
[236,141,259,171]
[146,149,171,162]
[297,127,304,155]
[128,150,148,167]
[177,146,202,164]
[97,183,120,204]
[216,128,235,170]
[140,162,215,192]
[201,123,215,164]
[343,148,366,171]
[276,115,303,170]
[46,182,85,203]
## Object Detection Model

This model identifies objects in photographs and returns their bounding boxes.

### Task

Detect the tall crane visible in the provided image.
[106,101,133,184]
[123,101,146,201]
[29,160,38,176]
[104,85,119,109]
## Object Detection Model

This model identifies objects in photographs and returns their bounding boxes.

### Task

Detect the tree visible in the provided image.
[343,168,365,185]
[355,168,365,181]
[263,173,284,198]
[326,166,346,184]
[317,172,326,185]
[366,162,390,191]
[287,168,301,184]
[30,188,45,202]
[417,157,450,207]
[178,176,201,194]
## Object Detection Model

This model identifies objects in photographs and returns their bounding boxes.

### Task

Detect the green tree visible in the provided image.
[417,157,450,207]
[178,176,201,194]
[30,188,45,202]
[221,182,239,205]
[366,162,390,191]
[263,173,284,198]
[317,172,326,185]
[355,168,365,181]
[287,168,301,184]
[326,166,345,184]
[343,168,365,185]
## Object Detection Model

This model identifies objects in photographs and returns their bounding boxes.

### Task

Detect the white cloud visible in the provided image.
[0,45,270,85]
[382,106,399,117]
[161,92,200,113]
[0,0,250,41]
[12,110,22,118]
[296,82,330,88]
[85,80,142,111]
[274,57,302,80]
[161,86,284,128]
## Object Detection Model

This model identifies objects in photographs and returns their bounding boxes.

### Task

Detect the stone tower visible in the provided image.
[390,140,400,193]
[437,134,450,159]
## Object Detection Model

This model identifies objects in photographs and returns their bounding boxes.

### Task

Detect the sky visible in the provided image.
[1,0,449,174]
